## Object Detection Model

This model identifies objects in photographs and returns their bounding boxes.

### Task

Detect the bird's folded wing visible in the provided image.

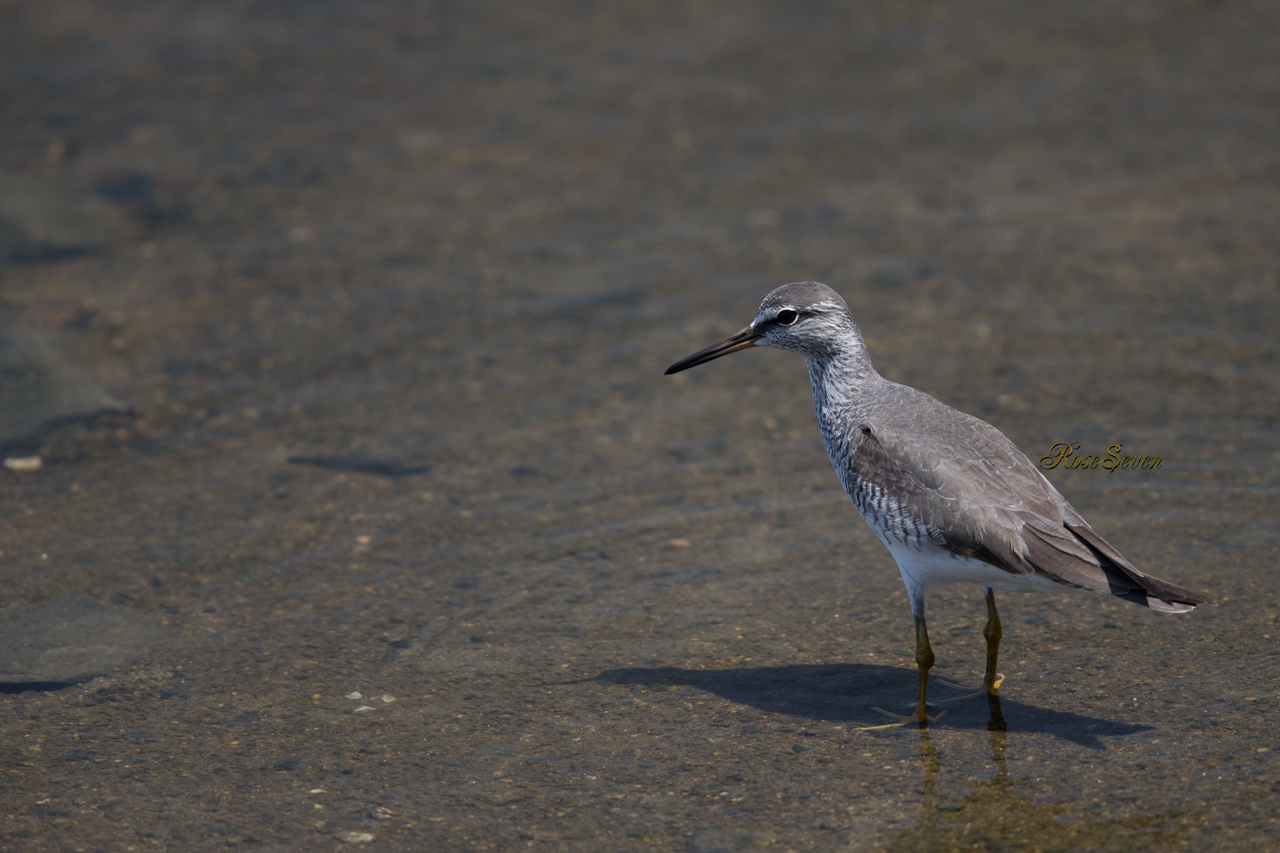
[855,418,1215,608]
[855,420,1124,591]
[849,418,1050,576]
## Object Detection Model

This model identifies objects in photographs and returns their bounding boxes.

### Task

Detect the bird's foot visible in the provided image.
[862,705,947,729]
[935,673,1004,703]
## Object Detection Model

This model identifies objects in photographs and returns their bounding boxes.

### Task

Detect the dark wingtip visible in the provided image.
[1115,587,1217,612]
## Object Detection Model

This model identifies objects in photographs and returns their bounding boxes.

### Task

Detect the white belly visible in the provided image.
[883,540,1065,612]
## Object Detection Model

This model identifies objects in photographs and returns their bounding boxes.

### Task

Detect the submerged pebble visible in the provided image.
[0,172,139,262]
[687,828,752,853]
[0,595,162,684]
[0,325,126,444]
[336,831,374,844]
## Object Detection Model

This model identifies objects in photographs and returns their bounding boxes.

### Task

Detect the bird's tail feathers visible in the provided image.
[1066,522,1217,611]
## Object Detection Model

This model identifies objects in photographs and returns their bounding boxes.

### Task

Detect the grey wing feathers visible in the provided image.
[854,401,1215,611]
[848,418,1040,573]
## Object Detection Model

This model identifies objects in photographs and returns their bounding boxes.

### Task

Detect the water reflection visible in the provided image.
[888,702,1187,851]
[594,667,1187,845]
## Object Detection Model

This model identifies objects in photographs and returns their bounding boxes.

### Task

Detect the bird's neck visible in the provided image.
[805,330,880,422]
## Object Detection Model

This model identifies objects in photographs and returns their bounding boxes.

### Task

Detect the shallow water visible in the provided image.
[1,0,1277,849]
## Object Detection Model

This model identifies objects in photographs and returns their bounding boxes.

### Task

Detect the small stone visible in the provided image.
[336,831,374,844]
[379,695,395,703]
[344,691,362,700]
[354,705,376,713]
[370,806,394,820]
[3,456,41,472]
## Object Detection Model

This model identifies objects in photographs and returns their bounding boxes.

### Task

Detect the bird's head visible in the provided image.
[665,281,855,374]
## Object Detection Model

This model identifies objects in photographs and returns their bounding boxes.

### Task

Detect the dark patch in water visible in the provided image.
[0,680,83,694]
[287,455,430,478]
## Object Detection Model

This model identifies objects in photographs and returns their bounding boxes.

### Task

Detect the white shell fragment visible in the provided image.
[336,831,374,843]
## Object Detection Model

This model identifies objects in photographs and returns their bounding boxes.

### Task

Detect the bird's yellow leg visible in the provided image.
[915,614,936,717]
[866,616,945,728]
[938,587,1005,700]
[982,587,1005,694]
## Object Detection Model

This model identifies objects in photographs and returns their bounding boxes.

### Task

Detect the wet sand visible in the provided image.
[1,1,1277,849]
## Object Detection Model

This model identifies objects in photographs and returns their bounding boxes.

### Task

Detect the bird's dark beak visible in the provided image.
[665,325,761,375]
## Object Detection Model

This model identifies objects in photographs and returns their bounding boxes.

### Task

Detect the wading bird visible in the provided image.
[665,282,1215,724]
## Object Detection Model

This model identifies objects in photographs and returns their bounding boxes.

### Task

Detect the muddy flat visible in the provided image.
[1,1,1277,850]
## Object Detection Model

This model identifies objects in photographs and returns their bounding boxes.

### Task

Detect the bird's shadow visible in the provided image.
[593,663,1150,749]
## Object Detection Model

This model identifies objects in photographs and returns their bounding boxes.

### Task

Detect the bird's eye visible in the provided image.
[776,309,799,326]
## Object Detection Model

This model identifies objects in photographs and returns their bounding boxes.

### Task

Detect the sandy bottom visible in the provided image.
[1,1,1277,849]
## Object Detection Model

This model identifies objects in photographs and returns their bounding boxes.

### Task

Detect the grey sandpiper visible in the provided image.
[665,281,1216,725]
